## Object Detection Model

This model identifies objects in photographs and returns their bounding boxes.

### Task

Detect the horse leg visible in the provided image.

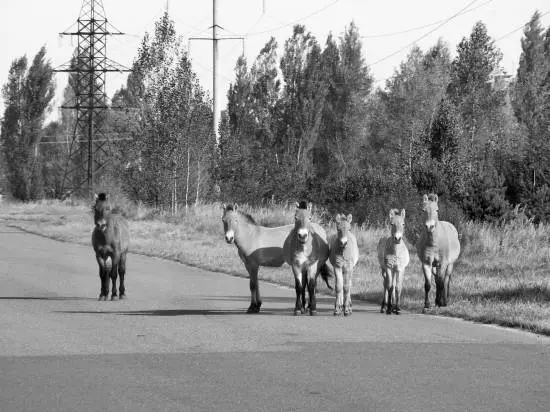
[442,263,454,307]
[343,267,352,316]
[292,266,304,315]
[422,263,432,312]
[96,255,108,301]
[118,252,127,299]
[381,270,388,313]
[386,269,395,315]
[334,267,344,316]
[394,269,404,315]
[307,267,318,316]
[301,270,307,314]
[435,263,446,307]
[247,263,261,314]
[110,255,120,301]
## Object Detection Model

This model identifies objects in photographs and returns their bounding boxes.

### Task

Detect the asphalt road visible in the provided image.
[0,223,548,412]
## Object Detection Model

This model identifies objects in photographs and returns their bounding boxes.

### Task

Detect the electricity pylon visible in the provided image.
[54,0,131,196]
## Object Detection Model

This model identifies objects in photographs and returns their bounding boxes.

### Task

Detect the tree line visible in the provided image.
[1,12,550,224]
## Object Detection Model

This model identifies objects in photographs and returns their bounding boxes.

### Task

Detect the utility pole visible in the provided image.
[189,0,244,145]
[54,0,131,197]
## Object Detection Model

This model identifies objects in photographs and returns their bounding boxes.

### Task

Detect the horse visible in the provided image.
[222,203,332,313]
[328,213,359,316]
[92,193,130,301]
[283,202,331,316]
[377,208,410,315]
[416,194,460,311]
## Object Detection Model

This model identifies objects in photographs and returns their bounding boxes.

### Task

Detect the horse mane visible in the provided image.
[239,211,257,225]
[225,204,257,225]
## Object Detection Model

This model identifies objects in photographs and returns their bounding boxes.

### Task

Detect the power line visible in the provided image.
[494,9,550,42]
[361,0,493,39]
[368,0,480,67]
[245,0,343,37]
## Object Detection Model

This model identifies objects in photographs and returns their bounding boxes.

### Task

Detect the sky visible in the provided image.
[0,0,549,123]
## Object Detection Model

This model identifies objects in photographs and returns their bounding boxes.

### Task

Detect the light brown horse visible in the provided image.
[283,202,331,316]
[222,203,294,313]
[328,213,359,316]
[416,194,460,310]
[92,193,130,301]
[377,209,409,315]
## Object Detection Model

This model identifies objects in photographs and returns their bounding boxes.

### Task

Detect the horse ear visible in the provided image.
[222,203,226,210]
[307,202,313,212]
[335,213,341,221]
[422,194,428,203]
[389,209,395,219]
[234,203,238,211]
[295,202,300,208]
[401,209,406,218]
[346,214,352,223]
[94,193,98,200]
[433,194,438,203]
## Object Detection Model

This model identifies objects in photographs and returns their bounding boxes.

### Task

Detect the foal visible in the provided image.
[377,209,409,314]
[92,193,130,301]
[329,213,359,316]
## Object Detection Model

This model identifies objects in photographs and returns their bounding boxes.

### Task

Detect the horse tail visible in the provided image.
[320,263,333,290]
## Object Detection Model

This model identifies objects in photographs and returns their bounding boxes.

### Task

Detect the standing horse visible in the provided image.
[417,194,460,310]
[92,193,130,301]
[222,203,332,313]
[222,203,292,313]
[328,213,359,316]
[283,202,331,316]
[377,209,410,315]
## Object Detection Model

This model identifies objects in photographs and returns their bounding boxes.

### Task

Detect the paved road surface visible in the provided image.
[0,223,548,411]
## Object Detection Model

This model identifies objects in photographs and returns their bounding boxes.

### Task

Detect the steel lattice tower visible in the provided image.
[55,0,130,196]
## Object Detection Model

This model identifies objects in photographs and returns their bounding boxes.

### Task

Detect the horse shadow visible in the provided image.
[0,296,96,301]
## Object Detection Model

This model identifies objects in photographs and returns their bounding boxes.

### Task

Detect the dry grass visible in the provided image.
[1,199,548,335]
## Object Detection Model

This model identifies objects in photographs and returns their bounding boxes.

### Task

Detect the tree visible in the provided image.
[447,21,505,164]
[112,13,215,209]
[512,11,550,194]
[0,46,55,200]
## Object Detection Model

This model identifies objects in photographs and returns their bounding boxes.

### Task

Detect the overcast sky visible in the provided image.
[0,0,549,122]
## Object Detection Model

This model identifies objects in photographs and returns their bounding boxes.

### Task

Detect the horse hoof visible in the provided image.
[422,307,429,314]
[386,308,392,315]
[344,309,352,316]
[300,308,306,315]
[294,309,302,316]
[380,308,385,314]
[247,305,260,314]
[111,295,118,301]
[98,295,107,301]
[309,310,317,316]
[119,294,126,300]
[394,308,401,315]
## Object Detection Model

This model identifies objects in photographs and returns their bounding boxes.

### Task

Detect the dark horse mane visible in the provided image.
[225,204,257,225]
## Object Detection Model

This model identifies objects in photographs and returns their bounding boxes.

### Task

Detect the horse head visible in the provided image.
[93,193,110,231]
[222,203,239,244]
[422,194,439,238]
[389,208,406,243]
[294,201,313,244]
[335,213,353,249]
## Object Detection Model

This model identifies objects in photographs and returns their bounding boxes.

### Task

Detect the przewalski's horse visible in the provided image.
[417,194,460,311]
[377,209,410,315]
[221,203,294,313]
[92,193,130,301]
[328,213,359,316]
[283,202,332,316]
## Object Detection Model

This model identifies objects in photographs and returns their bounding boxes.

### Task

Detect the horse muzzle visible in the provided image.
[225,231,235,244]
[339,238,348,249]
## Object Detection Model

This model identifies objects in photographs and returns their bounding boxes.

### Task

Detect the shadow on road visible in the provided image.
[0,296,96,301]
